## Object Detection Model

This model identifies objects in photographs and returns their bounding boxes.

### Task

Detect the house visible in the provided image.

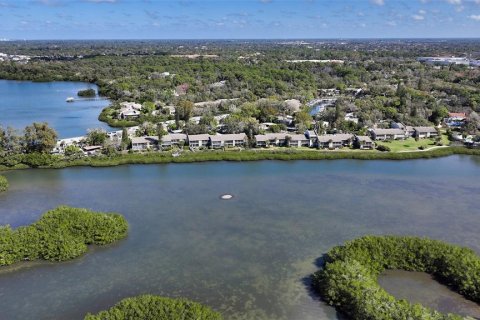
[413,127,438,139]
[405,126,415,137]
[254,135,269,147]
[119,109,141,120]
[391,122,405,130]
[82,145,102,155]
[305,130,319,146]
[187,134,211,148]
[354,135,375,149]
[210,133,247,149]
[344,112,359,124]
[118,102,143,120]
[254,133,290,147]
[160,134,187,148]
[276,115,294,126]
[131,136,158,151]
[445,112,467,127]
[316,134,353,149]
[259,122,277,131]
[369,128,406,141]
[288,134,311,147]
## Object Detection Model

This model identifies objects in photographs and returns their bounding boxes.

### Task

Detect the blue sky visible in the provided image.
[0,0,480,39]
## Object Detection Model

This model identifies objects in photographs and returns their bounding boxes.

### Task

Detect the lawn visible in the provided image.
[376,137,441,152]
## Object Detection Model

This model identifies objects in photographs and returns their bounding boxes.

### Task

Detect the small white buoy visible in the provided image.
[220,194,233,200]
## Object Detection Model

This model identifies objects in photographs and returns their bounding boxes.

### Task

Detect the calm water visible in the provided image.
[1,156,480,320]
[379,270,480,318]
[0,80,113,138]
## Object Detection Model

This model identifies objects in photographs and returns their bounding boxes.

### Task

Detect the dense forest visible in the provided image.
[1,39,479,140]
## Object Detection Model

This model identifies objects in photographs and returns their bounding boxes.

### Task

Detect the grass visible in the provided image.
[1,145,479,172]
[37,146,480,168]
[376,137,439,152]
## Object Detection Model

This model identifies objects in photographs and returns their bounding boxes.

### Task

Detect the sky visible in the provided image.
[0,0,480,40]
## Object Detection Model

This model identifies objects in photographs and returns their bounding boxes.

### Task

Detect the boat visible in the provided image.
[66,97,75,102]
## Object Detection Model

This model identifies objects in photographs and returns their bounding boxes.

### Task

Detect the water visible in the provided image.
[0,80,113,138]
[0,156,480,319]
[379,270,480,318]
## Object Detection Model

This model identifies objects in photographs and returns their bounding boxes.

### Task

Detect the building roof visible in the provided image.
[448,112,467,118]
[83,145,102,151]
[210,133,246,142]
[413,126,437,133]
[255,135,269,142]
[356,135,373,143]
[289,134,309,141]
[317,134,354,143]
[161,134,187,142]
[131,136,158,144]
[265,133,290,140]
[187,134,211,141]
[371,128,405,135]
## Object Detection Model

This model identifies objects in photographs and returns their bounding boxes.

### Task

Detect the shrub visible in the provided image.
[77,88,96,97]
[84,295,222,320]
[376,145,391,152]
[312,235,480,320]
[0,175,8,192]
[0,206,128,266]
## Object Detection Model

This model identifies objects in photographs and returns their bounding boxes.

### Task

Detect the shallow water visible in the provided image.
[0,156,479,319]
[0,80,113,138]
[379,270,480,318]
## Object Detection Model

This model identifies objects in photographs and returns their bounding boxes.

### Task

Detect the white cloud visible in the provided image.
[469,14,480,20]
[412,14,425,20]
[371,0,385,5]
[387,21,397,26]
[446,0,462,4]
[419,9,426,14]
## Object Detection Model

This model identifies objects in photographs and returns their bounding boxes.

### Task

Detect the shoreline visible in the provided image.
[1,146,479,172]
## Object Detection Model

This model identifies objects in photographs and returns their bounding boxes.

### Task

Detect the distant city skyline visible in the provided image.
[0,0,480,40]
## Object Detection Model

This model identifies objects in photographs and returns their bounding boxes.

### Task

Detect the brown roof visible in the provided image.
[448,112,466,118]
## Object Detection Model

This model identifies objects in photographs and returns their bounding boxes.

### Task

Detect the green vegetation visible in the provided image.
[0,206,128,266]
[0,175,8,192]
[1,41,479,138]
[376,137,439,152]
[1,146,479,171]
[84,295,222,320]
[77,88,96,97]
[98,107,139,127]
[312,235,480,320]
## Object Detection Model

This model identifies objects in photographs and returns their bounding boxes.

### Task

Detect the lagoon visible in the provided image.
[0,80,113,138]
[1,157,480,319]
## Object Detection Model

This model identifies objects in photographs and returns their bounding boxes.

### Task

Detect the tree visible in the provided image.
[87,128,107,146]
[135,122,156,137]
[294,110,312,132]
[24,122,58,153]
[175,100,194,122]
[64,145,83,157]
[429,106,449,125]
[156,124,167,142]
[121,128,130,150]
